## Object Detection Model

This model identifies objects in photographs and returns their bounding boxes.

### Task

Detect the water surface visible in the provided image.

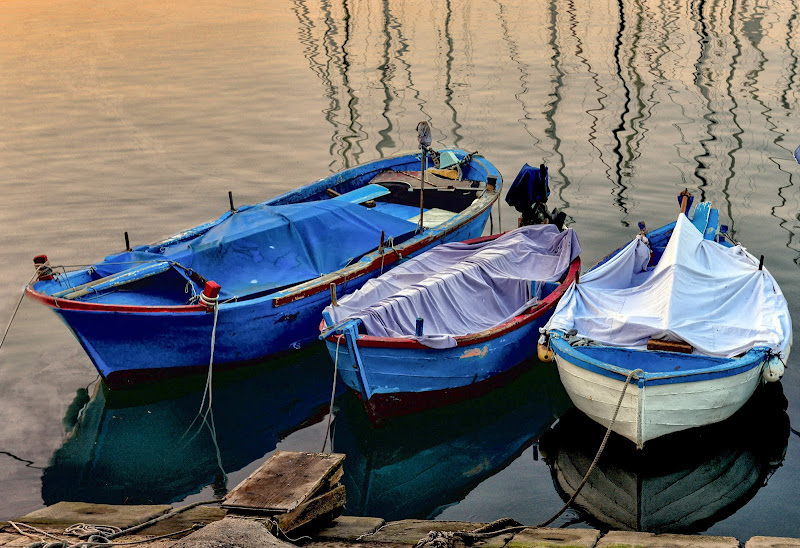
[1,0,799,541]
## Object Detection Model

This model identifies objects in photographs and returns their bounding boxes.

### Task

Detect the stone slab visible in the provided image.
[1,535,40,547]
[0,533,18,544]
[507,527,602,547]
[365,519,483,545]
[170,516,293,548]
[136,505,227,538]
[11,502,172,530]
[313,516,386,541]
[598,531,739,547]
[746,537,800,548]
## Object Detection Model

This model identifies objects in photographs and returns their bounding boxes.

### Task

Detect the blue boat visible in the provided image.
[27,148,501,388]
[320,219,581,422]
[542,192,792,448]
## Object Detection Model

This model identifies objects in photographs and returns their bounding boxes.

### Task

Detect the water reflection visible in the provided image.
[539,384,790,534]
[330,361,572,521]
[41,346,337,505]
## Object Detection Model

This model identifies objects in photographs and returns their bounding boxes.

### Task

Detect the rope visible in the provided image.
[0,272,37,352]
[64,524,122,539]
[13,499,220,548]
[181,302,226,485]
[413,368,644,548]
[321,335,341,452]
[265,517,312,544]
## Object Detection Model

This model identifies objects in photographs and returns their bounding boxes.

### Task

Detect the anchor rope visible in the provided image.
[321,335,342,453]
[413,368,644,548]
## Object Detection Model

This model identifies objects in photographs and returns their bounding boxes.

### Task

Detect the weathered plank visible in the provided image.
[223,451,345,513]
[275,485,346,533]
[646,339,693,353]
[10,502,171,530]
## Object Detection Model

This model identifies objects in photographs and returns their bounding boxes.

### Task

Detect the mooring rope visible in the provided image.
[0,272,38,352]
[13,499,222,548]
[413,367,644,548]
[180,300,226,484]
[321,335,342,453]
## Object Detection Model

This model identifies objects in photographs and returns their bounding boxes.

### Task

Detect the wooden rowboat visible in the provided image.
[320,219,581,423]
[543,193,792,448]
[27,148,501,388]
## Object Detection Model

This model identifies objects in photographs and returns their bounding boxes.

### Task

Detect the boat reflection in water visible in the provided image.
[331,360,572,521]
[42,345,338,505]
[539,383,790,533]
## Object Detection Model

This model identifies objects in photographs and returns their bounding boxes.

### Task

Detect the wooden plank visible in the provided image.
[646,339,694,354]
[275,485,346,534]
[331,184,390,204]
[223,451,345,513]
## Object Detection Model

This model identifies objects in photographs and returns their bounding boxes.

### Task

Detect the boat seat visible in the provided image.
[646,339,694,354]
[331,184,391,204]
[407,208,458,228]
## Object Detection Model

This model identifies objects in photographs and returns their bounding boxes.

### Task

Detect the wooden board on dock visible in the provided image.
[223,451,345,514]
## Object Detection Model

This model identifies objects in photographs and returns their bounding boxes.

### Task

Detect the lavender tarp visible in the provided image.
[545,214,792,358]
[324,225,581,348]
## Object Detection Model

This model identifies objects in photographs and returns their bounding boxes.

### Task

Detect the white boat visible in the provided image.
[543,194,792,448]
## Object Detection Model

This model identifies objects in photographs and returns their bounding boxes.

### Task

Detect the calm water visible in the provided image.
[1,0,799,540]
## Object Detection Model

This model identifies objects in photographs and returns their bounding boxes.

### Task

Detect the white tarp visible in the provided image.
[546,214,792,358]
[324,224,582,348]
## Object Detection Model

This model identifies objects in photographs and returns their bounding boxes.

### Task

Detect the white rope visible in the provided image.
[0,272,38,352]
[65,524,122,539]
[181,302,226,482]
[321,335,341,453]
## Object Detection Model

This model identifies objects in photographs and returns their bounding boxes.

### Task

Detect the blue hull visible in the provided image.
[28,150,501,388]
[326,314,549,421]
[323,259,581,422]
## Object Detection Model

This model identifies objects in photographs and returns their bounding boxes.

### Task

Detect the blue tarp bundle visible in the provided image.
[325,225,581,348]
[100,200,418,298]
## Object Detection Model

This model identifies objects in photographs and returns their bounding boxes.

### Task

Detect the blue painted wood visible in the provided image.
[332,183,391,203]
[704,208,719,240]
[691,201,711,234]
[329,313,547,398]
[549,332,768,386]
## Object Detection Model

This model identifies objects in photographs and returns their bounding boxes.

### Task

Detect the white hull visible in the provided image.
[554,356,764,448]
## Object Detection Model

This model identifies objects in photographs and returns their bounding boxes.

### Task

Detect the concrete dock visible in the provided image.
[4,502,800,548]
[3,452,799,548]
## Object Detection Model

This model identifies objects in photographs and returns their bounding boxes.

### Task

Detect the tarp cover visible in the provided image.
[100,200,418,298]
[545,214,792,358]
[325,224,581,348]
